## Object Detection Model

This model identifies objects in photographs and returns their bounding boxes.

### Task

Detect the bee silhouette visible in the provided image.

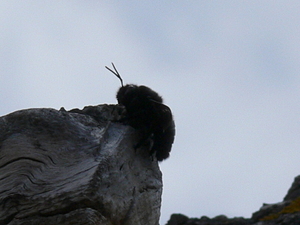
[106,63,175,161]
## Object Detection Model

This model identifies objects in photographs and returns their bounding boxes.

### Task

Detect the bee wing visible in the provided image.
[149,99,173,129]
[149,99,171,113]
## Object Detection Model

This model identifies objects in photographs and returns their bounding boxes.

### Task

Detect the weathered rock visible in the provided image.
[0,105,162,225]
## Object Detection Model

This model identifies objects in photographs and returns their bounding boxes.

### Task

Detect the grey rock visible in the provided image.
[251,201,290,222]
[284,175,300,201]
[0,105,162,225]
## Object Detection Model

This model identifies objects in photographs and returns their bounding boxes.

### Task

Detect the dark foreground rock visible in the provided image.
[166,214,252,225]
[0,105,162,225]
[167,175,300,225]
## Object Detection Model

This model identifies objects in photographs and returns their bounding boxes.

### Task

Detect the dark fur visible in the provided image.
[106,64,175,161]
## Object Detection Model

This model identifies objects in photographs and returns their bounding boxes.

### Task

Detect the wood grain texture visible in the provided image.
[0,105,162,225]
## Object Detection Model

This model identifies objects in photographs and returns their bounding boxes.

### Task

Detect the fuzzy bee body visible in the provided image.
[106,64,175,161]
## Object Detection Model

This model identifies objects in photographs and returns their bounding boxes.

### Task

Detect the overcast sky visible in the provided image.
[1,1,300,224]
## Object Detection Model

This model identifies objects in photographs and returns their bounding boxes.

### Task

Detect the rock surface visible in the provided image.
[166,175,300,225]
[0,105,162,225]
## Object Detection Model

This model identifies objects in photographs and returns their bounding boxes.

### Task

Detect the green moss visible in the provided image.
[260,197,300,221]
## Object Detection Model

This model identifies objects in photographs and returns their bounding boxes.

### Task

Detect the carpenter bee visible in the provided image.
[106,63,175,161]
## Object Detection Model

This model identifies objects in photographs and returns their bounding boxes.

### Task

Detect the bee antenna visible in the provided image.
[105,62,124,87]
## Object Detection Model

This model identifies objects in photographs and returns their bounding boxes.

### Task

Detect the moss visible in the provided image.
[260,197,300,221]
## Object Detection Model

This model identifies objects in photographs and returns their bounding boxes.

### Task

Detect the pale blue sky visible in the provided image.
[1,1,300,224]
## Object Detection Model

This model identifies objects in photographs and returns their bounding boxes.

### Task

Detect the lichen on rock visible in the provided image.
[166,175,300,225]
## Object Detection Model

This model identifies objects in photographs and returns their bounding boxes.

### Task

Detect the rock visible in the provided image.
[166,174,300,225]
[284,175,300,201]
[251,175,300,224]
[0,105,162,225]
[166,214,251,225]
[251,201,290,222]
[165,214,189,225]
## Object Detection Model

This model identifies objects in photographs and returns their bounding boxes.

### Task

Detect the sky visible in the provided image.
[1,1,300,224]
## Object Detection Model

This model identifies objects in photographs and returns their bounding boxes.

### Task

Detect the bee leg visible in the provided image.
[134,131,152,150]
[150,150,156,161]
[111,115,128,122]
[133,137,146,150]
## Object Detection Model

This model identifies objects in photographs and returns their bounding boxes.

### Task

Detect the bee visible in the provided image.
[106,63,175,161]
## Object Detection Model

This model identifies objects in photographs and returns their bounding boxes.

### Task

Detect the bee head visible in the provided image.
[105,63,163,107]
[106,63,134,106]
[116,84,139,106]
